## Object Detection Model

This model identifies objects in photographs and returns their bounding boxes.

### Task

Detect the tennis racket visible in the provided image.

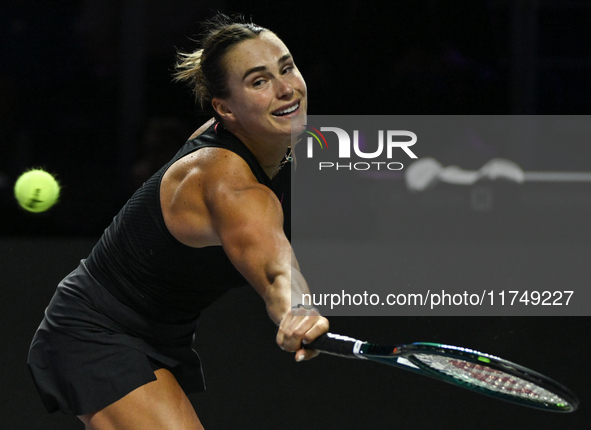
[304,332,578,412]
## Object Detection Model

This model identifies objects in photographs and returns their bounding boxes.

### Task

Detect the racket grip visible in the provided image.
[304,332,362,358]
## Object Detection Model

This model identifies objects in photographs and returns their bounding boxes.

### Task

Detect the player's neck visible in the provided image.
[234,131,291,179]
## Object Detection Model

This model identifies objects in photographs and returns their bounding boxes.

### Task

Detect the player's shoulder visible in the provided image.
[169,146,275,210]
[191,146,260,187]
[160,146,274,245]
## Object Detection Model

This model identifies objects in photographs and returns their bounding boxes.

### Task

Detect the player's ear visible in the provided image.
[212,98,236,123]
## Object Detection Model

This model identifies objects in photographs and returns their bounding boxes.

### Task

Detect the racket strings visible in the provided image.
[413,354,569,406]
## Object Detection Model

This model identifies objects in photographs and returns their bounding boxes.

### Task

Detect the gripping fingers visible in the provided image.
[295,317,329,361]
[276,317,311,352]
[295,348,318,362]
[277,314,329,361]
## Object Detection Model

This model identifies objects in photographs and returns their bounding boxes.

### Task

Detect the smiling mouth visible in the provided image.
[272,101,300,116]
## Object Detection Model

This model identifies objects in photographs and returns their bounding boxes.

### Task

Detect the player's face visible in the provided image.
[215,32,307,142]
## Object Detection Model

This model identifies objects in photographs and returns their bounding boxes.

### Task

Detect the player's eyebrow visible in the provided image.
[242,53,293,81]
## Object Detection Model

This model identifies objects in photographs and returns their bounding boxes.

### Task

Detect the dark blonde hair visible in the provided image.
[173,13,268,118]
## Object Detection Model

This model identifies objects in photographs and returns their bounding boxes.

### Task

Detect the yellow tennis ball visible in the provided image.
[14,169,60,213]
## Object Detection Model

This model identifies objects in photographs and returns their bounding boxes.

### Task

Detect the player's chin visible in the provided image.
[267,120,298,139]
[270,112,306,137]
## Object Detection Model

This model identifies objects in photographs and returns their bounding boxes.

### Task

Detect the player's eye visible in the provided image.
[252,78,266,88]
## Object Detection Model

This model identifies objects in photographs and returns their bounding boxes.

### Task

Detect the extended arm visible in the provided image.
[162,147,327,361]
[205,155,328,359]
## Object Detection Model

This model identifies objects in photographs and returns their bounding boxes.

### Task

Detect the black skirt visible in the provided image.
[27,260,205,416]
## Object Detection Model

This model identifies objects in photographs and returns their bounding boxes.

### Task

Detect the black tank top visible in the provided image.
[85,123,291,323]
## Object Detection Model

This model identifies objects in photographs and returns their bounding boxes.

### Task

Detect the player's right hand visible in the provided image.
[276,306,329,362]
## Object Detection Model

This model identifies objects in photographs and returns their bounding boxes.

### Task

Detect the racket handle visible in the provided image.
[304,332,363,358]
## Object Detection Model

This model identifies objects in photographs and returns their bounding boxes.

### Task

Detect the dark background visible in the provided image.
[1,0,590,428]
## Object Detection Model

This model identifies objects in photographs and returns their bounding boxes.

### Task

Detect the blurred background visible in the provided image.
[2,0,591,235]
[2,0,591,428]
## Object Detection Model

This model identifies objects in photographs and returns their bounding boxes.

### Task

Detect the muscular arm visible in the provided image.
[162,146,327,360]
[205,155,308,323]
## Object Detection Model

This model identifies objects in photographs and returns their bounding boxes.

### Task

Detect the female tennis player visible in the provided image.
[28,14,328,430]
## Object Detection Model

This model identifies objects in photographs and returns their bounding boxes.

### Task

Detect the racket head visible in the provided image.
[360,342,579,412]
